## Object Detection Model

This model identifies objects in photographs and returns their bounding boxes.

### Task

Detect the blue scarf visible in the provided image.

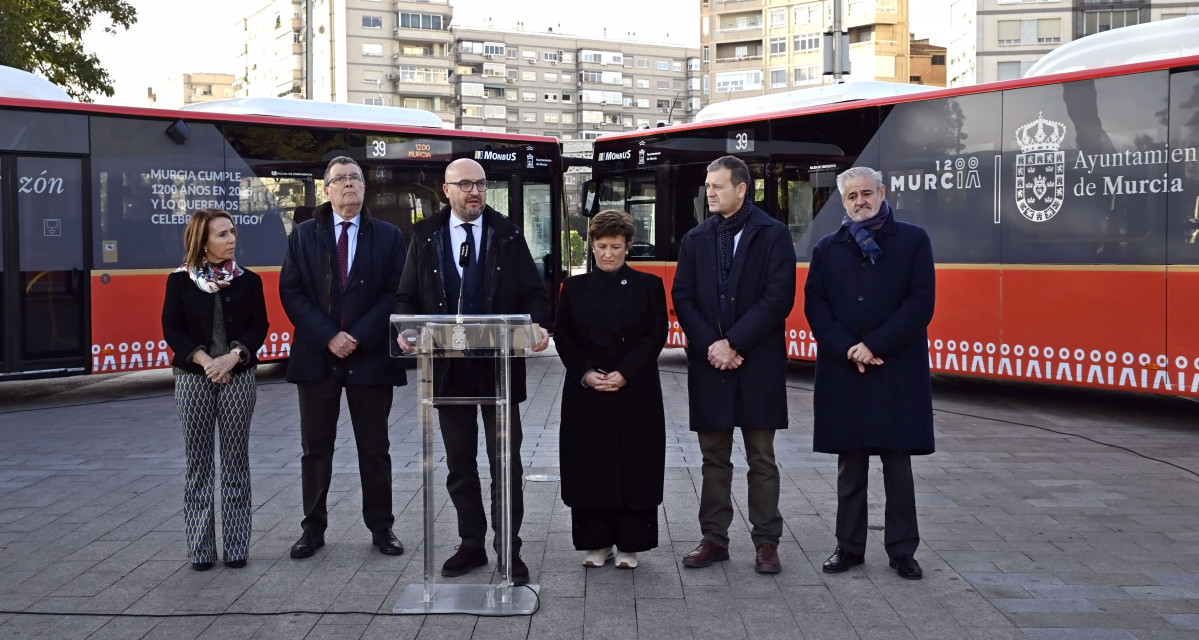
[716,199,752,283]
[842,200,892,264]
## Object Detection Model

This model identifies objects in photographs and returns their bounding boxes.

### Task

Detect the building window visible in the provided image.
[363,70,383,84]
[484,42,505,56]
[362,43,383,57]
[793,64,819,85]
[636,78,649,88]
[544,112,560,123]
[543,51,560,62]
[1082,9,1137,36]
[397,12,443,30]
[999,18,1062,45]
[770,37,787,56]
[544,93,559,102]
[544,72,558,82]
[484,105,506,119]
[715,70,762,93]
[672,61,682,72]
[770,8,786,28]
[362,15,382,29]
[522,91,537,101]
[582,110,603,123]
[688,58,700,71]
[657,80,669,89]
[794,33,820,52]
[996,60,1035,80]
[702,46,709,63]
[656,61,669,70]
[636,98,649,108]
[562,92,573,103]
[637,59,649,69]
[363,97,384,106]
[562,112,575,124]
[522,112,537,122]
[770,68,787,88]
[522,70,537,81]
[794,3,820,25]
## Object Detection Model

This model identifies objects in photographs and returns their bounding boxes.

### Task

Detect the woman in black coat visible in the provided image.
[555,210,667,570]
[162,209,268,571]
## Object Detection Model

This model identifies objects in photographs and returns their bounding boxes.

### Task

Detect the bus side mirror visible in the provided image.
[582,180,598,217]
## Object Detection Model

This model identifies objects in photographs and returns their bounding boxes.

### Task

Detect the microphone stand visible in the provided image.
[452,241,471,350]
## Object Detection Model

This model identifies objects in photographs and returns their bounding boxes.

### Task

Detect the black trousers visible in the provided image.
[571,507,658,552]
[438,398,524,552]
[297,379,394,534]
[835,450,919,558]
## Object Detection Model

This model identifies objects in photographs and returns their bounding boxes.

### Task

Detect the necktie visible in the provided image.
[461,222,476,274]
[337,220,351,289]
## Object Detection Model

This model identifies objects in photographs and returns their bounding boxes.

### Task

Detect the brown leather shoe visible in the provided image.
[754,543,781,574]
[682,540,730,568]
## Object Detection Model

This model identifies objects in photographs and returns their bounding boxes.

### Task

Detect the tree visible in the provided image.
[0,0,137,101]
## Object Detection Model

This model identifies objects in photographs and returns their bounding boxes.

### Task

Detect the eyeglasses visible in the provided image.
[328,174,363,186]
[449,179,488,193]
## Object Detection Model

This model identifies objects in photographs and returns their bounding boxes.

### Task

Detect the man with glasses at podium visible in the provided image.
[394,158,550,585]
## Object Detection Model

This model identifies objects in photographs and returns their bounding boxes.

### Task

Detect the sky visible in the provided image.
[84,0,950,106]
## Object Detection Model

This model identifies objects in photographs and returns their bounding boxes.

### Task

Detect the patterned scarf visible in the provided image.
[716,199,753,282]
[842,200,892,265]
[178,259,243,293]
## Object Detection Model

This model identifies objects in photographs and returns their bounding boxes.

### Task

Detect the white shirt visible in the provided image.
[449,214,482,277]
[334,214,360,270]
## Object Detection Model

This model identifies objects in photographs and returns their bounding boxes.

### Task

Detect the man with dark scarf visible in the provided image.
[672,155,796,575]
[804,166,936,581]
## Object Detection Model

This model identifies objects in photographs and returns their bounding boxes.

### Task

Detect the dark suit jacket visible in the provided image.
[671,204,797,432]
[555,265,666,509]
[161,268,269,375]
[804,215,936,454]
[279,203,406,387]
[393,204,548,402]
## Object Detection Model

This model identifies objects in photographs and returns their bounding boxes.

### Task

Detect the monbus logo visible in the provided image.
[474,150,518,162]
[599,150,632,162]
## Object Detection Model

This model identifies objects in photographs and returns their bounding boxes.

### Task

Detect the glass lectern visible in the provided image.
[389,313,539,615]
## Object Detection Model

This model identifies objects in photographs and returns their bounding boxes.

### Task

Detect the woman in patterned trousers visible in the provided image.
[162,209,268,571]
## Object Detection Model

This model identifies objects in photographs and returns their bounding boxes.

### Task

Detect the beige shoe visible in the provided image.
[583,547,614,567]
[615,551,638,569]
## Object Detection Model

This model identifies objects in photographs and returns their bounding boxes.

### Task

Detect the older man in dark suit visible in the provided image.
[279,156,407,560]
[804,166,936,580]
[672,155,796,574]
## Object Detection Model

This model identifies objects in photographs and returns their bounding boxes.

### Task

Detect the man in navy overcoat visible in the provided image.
[672,155,796,574]
[804,166,936,580]
[279,156,408,560]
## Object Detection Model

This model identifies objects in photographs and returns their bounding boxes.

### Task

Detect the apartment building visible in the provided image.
[147,73,237,109]
[947,0,1199,87]
[234,0,700,139]
[451,28,701,139]
[700,0,913,100]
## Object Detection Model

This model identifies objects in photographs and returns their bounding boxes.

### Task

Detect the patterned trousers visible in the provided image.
[174,369,256,564]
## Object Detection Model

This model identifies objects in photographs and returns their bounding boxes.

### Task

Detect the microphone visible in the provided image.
[457,240,471,315]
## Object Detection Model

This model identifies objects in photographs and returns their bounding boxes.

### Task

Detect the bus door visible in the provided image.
[504,174,561,323]
[0,155,87,378]
[774,162,840,258]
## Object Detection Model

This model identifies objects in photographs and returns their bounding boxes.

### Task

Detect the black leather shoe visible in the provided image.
[682,540,730,568]
[822,547,864,573]
[372,529,405,556]
[498,555,530,586]
[889,554,923,580]
[290,529,325,559]
[224,559,246,569]
[191,561,213,572]
[441,546,488,577]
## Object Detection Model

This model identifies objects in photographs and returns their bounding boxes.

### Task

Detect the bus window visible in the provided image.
[486,179,510,217]
[595,177,627,213]
[522,180,554,265]
[627,175,656,258]
[367,165,444,236]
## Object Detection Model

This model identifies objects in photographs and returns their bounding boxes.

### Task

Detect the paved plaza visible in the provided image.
[1,348,1198,639]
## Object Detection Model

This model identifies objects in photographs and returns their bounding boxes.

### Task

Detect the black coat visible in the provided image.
[555,266,666,510]
[804,215,936,454]
[671,205,797,432]
[393,205,549,402]
[162,268,269,375]
[279,203,407,386]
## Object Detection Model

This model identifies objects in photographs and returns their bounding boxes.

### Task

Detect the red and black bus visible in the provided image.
[588,21,1199,397]
[0,72,565,379]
